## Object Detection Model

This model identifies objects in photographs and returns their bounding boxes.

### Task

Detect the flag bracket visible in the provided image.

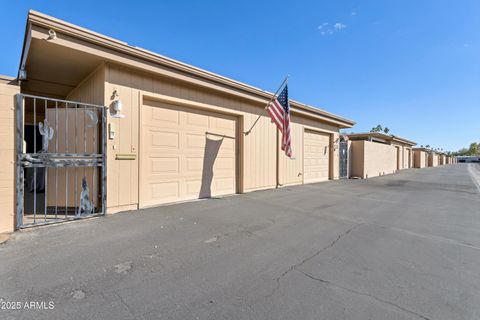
[243,75,289,135]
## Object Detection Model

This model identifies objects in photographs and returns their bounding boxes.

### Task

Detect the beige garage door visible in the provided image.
[303,130,330,183]
[140,100,237,208]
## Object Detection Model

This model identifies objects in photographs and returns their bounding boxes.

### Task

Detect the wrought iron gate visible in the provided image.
[339,141,348,179]
[15,94,107,228]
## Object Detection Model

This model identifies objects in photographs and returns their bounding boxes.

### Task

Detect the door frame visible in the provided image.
[302,127,333,183]
[395,146,401,171]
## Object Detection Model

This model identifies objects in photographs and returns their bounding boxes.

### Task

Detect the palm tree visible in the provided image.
[370,124,383,133]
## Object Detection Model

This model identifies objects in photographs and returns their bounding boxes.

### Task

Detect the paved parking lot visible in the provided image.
[1,164,480,320]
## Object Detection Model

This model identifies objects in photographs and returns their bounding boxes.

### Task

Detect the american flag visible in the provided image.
[267,85,292,157]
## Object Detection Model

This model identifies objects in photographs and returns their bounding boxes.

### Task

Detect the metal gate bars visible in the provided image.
[15,94,107,228]
[339,141,348,179]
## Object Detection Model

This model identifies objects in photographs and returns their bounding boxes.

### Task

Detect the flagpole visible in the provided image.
[275,75,289,188]
[263,75,289,110]
[241,75,289,188]
[276,123,280,188]
[244,75,289,135]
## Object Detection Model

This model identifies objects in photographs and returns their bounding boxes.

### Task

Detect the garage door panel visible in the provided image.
[186,180,202,196]
[304,130,330,184]
[215,177,235,195]
[185,157,204,173]
[149,107,180,126]
[148,131,180,148]
[154,108,179,123]
[214,157,235,170]
[217,137,235,149]
[151,157,180,174]
[186,112,209,128]
[150,181,180,203]
[211,117,236,131]
[186,133,207,149]
[141,101,237,207]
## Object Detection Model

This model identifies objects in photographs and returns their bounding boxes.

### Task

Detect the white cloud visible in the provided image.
[317,22,346,36]
[351,11,357,16]
[318,22,329,30]
[334,23,347,30]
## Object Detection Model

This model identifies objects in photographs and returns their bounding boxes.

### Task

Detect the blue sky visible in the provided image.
[1,1,478,151]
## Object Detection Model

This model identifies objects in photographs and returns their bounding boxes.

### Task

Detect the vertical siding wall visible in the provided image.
[103,65,140,211]
[278,120,303,186]
[103,63,340,211]
[0,79,19,233]
[66,65,105,104]
[60,65,106,209]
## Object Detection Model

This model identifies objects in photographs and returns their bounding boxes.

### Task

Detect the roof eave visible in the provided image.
[26,10,355,128]
[347,132,416,146]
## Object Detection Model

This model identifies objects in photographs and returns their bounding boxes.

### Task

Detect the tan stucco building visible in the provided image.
[428,151,440,167]
[0,11,355,232]
[413,148,429,168]
[438,153,446,165]
[347,132,416,179]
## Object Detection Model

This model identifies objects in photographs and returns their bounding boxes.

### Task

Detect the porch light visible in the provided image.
[18,69,27,80]
[110,89,125,118]
[111,100,125,118]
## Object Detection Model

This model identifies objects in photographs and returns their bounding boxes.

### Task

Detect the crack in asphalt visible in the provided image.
[267,223,362,297]
[297,269,431,320]
[115,292,135,318]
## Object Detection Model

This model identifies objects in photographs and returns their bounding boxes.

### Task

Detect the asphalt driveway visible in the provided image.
[1,164,480,320]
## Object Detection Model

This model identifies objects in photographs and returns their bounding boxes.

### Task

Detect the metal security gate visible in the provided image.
[339,140,348,179]
[15,94,107,228]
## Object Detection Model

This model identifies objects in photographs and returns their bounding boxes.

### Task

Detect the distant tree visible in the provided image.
[467,142,479,156]
[420,145,424,148]
[453,142,479,156]
[383,127,390,134]
[340,129,355,135]
[425,144,431,148]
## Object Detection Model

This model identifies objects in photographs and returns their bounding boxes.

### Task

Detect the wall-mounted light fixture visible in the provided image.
[47,29,57,40]
[18,68,27,80]
[110,89,125,118]
[333,137,340,151]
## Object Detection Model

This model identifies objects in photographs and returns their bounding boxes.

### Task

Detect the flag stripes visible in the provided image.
[267,85,292,157]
